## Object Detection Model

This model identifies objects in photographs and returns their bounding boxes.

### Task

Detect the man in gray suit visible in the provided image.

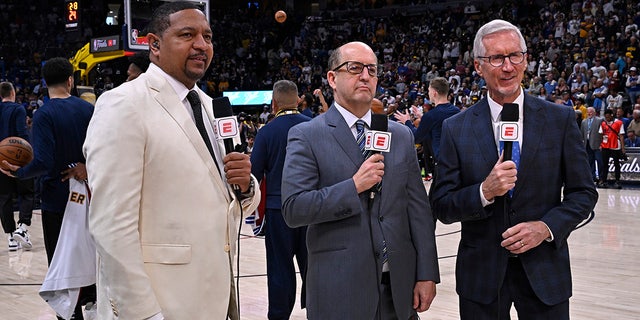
[581,107,605,187]
[282,41,439,320]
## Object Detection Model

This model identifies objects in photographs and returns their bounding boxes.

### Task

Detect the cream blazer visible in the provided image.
[84,66,259,319]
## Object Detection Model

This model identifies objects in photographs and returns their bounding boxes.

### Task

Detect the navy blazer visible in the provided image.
[431,95,597,305]
[282,105,440,319]
[250,112,311,209]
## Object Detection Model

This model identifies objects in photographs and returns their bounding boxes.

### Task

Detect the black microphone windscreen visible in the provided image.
[371,113,388,132]
[212,97,233,118]
[501,103,519,122]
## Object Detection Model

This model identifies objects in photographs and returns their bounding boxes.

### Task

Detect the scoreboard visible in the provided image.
[65,0,79,30]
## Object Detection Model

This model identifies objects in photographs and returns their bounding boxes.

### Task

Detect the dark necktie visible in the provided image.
[186,90,219,166]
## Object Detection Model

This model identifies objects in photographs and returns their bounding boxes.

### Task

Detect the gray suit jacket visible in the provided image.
[581,116,604,150]
[282,106,440,319]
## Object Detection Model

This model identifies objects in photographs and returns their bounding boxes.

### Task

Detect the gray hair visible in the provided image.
[273,80,299,108]
[473,19,527,60]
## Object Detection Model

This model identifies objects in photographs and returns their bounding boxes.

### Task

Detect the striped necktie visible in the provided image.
[355,120,370,159]
[356,120,387,268]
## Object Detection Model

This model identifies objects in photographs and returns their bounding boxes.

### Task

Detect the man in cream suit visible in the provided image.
[83,2,259,319]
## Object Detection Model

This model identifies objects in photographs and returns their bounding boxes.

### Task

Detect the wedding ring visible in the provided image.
[520,241,525,247]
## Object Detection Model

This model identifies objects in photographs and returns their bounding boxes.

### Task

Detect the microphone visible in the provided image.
[364,114,391,207]
[499,103,519,162]
[212,97,241,194]
[212,97,239,154]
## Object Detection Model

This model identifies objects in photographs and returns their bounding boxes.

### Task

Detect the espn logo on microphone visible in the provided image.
[214,116,239,139]
[500,122,519,141]
[365,131,392,153]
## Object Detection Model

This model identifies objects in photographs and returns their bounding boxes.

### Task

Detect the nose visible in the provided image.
[193,34,209,50]
[501,58,516,72]
[359,68,372,81]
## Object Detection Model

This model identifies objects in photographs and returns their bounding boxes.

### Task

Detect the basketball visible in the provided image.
[275,10,287,23]
[0,137,34,169]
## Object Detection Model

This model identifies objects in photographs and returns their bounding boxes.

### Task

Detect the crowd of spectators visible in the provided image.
[2,0,640,125]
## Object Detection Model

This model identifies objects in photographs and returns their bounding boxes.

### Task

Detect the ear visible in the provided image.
[147,34,160,53]
[473,60,482,78]
[327,70,337,91]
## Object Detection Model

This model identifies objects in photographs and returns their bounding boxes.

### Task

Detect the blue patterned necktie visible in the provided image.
[355,120,370,159]
[499,140,520,196]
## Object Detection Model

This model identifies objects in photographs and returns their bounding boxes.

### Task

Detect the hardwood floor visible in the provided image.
[1,183,638,319]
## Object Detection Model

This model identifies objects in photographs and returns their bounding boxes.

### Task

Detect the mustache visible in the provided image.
[189,53,209,60]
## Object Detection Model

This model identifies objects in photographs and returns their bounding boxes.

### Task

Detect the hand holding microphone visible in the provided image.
[482,103,519,200]
[212,97,252,194]
[352,114,391,199]
[353,153,385,193]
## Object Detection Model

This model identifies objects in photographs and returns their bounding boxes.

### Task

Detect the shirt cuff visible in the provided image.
[542,222,554,241]
[479,182,494,207]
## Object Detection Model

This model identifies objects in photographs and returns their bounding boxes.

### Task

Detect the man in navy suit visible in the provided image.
[431,20,598,319]
[250,80,311,319]
[282,41,439,320]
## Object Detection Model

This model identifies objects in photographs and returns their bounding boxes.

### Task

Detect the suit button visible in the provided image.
[379,216,384,222]
[510,209,516,216]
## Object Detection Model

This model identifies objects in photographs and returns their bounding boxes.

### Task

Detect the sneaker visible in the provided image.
[613,182,622,189]
[13,223,32,250]
[8,234,19,251]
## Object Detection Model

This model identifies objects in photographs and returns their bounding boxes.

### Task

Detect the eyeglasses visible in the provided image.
[332,61,381,77]
[476,51,527,67]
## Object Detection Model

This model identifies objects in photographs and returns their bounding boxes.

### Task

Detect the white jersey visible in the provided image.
[39,179,96,320]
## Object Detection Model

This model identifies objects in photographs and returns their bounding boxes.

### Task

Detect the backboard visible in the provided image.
[124,0,210,51]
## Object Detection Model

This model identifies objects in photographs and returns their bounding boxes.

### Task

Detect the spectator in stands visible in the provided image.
[626,67,640,105]
[627,109,640,136]
[625,130,640,147]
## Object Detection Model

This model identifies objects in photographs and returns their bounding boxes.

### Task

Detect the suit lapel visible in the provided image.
[471,100,499,168]
[147,71,229,200]
[514,96,545,197]
[325,106,365,168]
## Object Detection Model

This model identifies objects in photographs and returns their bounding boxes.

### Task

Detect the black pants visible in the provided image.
[601,148,622,183]
[264,208,308,320]
[0,176,34,234]
[459,257,569,320]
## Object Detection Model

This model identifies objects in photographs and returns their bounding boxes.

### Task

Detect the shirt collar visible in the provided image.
[333,101,372,128]
[148,63,197,102]
[488,89,525,122]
